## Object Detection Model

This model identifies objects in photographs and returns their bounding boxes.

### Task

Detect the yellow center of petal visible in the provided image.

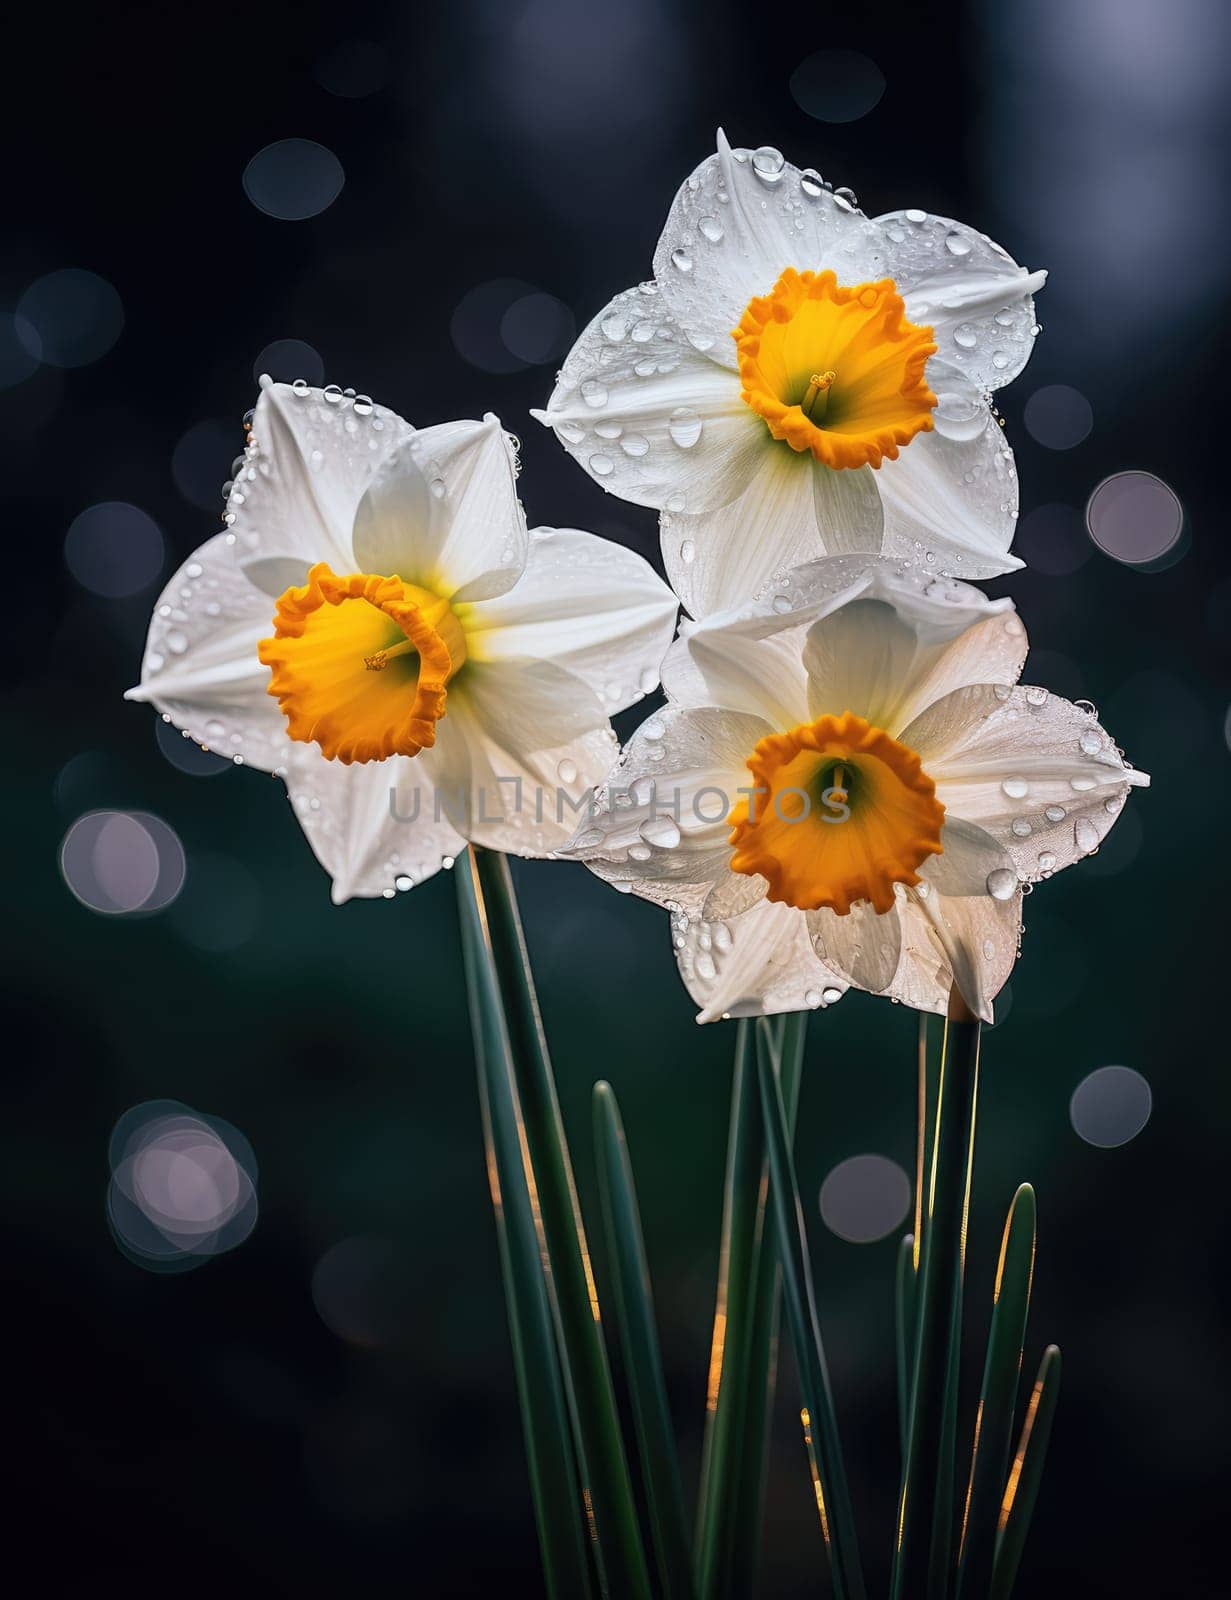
[728,711,945,915]
[733,268,938,469]
[258,563,467,765]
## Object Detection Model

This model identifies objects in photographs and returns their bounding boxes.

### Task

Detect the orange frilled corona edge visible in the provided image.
[733,268,938,470]
[258,563,466,765]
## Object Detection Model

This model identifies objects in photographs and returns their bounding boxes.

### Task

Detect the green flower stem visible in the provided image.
[892,991,980,1600]
[757,1031,867,1600]
[456,860,593,1600]
[957,1185,1037,1600]
[895,1233,917,1466]
[462,848,652,1600]
[593,1082,696,1600]
[694,1014,806,1598]
[989,1346,1061,1600]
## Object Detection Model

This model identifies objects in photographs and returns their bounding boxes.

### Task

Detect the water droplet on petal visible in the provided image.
[621,433,650,457]
[668,408,703,449]
[680,539,696,563]
[670,246,694,273]
[589,453,614,477]
[557,758,578,784]
[986,867,1018,900]
[800,168,825,198]
[323,383,343,405]
[1001,776,1029,800]
[1074,817,1099,852]
[944,228,973,257]
[752,146,785,183]
[953,323,979,351]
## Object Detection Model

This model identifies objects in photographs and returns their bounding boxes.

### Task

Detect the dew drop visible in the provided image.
[323,383,343,405]
[1044,804,1067,823]
[580,378,608,408]
[944,228,973,257]
[668,408,703,449]
[752,146,785,183]
[680,539,696,563]
[986,867,1018,901]
[601,312,628,342]
[589,453,614,477]
[621,433,650,457]
[799,168,825,198]
[1074,817,1099,853]
[670,246,694,273]
[953,323,979,351]
[1001,776,1029,800]
[1078,729,1103,755]
[557,758,578,784]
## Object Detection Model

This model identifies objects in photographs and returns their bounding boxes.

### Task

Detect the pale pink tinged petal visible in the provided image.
[463,527,678,713]
[878,209,1046,389]
[660,440,820,619]
[532,292,764,512]
[236,379,414,572]
[421,661,617,856]
[563,705,772,916]
[357,414,527,604]
[124,532,291,774]
[876,415,1023,581]
[282,745,465,905]
[679,897,847,1024]
[900,685,1149,879]
[807,898,902,994]
[652,130,892,364]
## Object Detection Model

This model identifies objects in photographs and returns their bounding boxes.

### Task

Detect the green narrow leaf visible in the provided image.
[989,1346,1061,1600]
[957,1185,1037,1600]
[892,1001,980,1600]
[456,861,594,1600]
[593,1082,696,1600]
[694,1019,761,1596]
[726,1013,807,1595]
[694,1014,807,1598]
[895,1234,916,1466]
[463,849,652,1600]
[757,1038,867,1600]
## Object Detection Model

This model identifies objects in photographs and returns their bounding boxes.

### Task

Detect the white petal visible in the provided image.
[807,899,902,994]
[900,685,1149,879]
[355,414,526,604]
[677,897,847,1024]
[812,462,885,555]
[563,705,772,916]
[878,209,1046,389]
[531,290,765,513]
[282,744,466,904]
[895,880,1020,1023]
[422,661,616,855]
[236,379,414,575]
[652,130,891,364]
[663,610,811,729]
[661,442,821,619]
[921,816,1018,898]
[462,527,677,712]
[877,417,1023,581]
[124,532,291,774]
[801,568,1023,734]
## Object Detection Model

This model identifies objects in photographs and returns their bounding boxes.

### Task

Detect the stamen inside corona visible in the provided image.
[258,563,467,764]
[734,268,937,469]
[728,711,944,915]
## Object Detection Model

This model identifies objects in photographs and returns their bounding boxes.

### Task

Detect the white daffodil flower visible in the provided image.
[534,132,1046,618]
[563,558,1147,1023]
[127,379,678,902]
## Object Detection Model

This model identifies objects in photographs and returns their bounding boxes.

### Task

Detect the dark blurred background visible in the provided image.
[4,0,1228,1593]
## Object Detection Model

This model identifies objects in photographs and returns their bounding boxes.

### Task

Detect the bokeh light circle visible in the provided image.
[1014,503,1092,577]
[451,279,540,373]
[790,49,886,123]
[1023,384,1093,450]
[243,139,345,221]
[1070,1066,1152,1148]
[253,338,325,387]
[172,418,240,512]
[64,501,164,597]
[819,1154,911,1243]
[108,1100,258,1271]
[0,312,40,388]
[155,717,233,778]
[315,39,388,98]
[16,268,123,368]
[312,1237,416,1347]
[60,810,186,915]
[499,292,575,365]
[1086,471,1184,566]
